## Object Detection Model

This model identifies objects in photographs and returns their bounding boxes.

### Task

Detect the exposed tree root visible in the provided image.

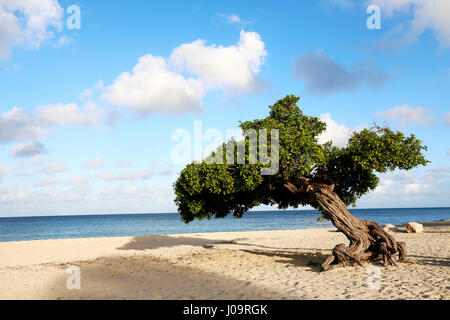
[299,183,416,271]
[283,180,416,271]
[321,220,415,271]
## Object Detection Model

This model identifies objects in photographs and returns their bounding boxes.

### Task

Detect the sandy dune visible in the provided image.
[0,221,449,300]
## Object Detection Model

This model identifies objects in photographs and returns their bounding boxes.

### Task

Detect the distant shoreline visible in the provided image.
[0,218,448,244]
[397,219,450,228]
[1,206,449,219]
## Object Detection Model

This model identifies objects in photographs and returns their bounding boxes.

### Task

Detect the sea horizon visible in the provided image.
[1,207,448,243]
[1,205,449,219]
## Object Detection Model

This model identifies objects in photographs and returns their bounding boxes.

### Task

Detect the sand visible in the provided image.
[0,220,449,300]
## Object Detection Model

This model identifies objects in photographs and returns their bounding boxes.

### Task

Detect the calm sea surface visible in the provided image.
[0,207,448,242]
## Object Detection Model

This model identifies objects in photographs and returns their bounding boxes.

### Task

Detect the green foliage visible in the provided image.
[174,95,429,223]
[316,126,429,206]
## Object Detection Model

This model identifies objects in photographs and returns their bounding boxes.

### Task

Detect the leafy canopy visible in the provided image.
[174,95,429,223]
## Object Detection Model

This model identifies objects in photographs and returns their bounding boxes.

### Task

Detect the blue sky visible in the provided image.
[0,0,449,217]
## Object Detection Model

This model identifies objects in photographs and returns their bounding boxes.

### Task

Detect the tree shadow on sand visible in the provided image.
[419,220,450,228]
[116,235,333,273]
[240,249,329,273]
[118,234,337,252]
[41,255,286,300]
[116,235,226,251]
[407,255,450,267]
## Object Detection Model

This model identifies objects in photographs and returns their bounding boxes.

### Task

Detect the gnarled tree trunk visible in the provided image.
[290,182,409,271]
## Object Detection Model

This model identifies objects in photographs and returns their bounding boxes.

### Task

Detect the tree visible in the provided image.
[174,95,429,271]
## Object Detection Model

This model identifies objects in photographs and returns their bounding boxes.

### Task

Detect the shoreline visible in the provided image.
[1,206,449,220]
[2,206,449,219]
[1,218,448,245]
[0,220,448,299]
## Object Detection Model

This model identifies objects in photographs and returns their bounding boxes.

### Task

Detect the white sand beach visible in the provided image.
[0,221,448,300]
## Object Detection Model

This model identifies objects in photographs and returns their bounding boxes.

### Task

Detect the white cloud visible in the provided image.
[357,167,450,208]
[104,31,267,116]
[36,162,68,175]
[0,184,92,208]
[65,176,88,185]
[395,171,416,181]
[54,35,73,48]
[371,171,421,196]
[404,182,423,193]
[77,89,93,101]
[36,101,106,126]
[292,50,389,95]
[112,161,134,168]
[378,173,416,195]
[226,14,242,24]
[97,171,116,181]
[221,14,254,25]
[364,171,429,197]
[100,183,161,200]
[35,186,91,202]
[0,0,64,60]
[97,165,174,181]
[0,163,13,178]
[424,166,450,183]
[14,155,48,177]
[35,175,88,187]
[159,167,177,176]
[376,104,435,126]
[94,79,104,90]
[0,4,20,60]
[98,168,154,181]
[370,0,450,47]
[317,113,355,147]
[35,177,59,187]
[444,112,450,126]
[0,107,49,143]
[83,157,105,169]
[119,168,154,181]
[371,175,394,195]
[217,13,255,26]
[169,30,267,93]
[0,186,27,203]
[0,102,111,144]
[17,155,43,168]
[104,55,204,116]
[10,141,45,157]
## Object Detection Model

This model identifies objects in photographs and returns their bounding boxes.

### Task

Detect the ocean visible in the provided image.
[0,207,449,242]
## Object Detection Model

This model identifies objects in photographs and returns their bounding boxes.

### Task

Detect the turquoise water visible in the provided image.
[0,207,448,242]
